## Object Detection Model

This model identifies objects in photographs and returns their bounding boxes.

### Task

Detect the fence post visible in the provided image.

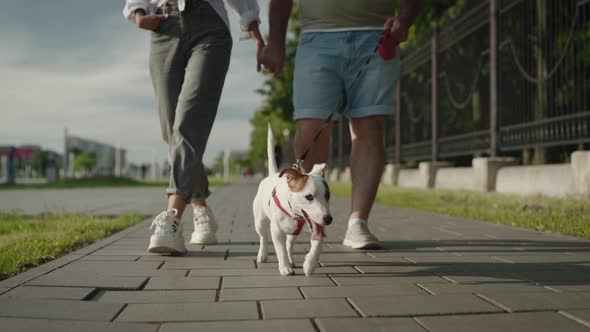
[489,0,499,157]
[395,82,402,165]
[431,26,439,162]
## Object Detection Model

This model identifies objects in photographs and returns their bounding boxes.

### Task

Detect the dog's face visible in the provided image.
[279,164,332,227]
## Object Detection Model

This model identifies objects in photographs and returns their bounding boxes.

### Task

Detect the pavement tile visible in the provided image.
[26,272,147,289]
[1,286,95,300]
[223,276,335,288]
[83,255,141,261]
[261,299,358,319]
[480,292,590,312]
[60,261,162,274]
[408,256,509,265]
[189,268,278,277]
[0,253,81,288]
[331,274,447,286]
[518,270,590,283]
[320,257,410,267]
[493,255,590,263]
[350,294,503,317]
[221,287,303,301]
[161,260,254,269]
[355,265,456,274]
[99,290,216,303]
[91,249,154,256]
[561,309,590,326]
[0,288,11,294]
[370,251,458,258]
[293,266,360,275]
[143,276,219,290]
[0,318,158,332]
[116,302,258,322]
[0,298,124,321]
[440,272,526,284]
[418,282,554,294]
[317,317,428,332]
[549,284,590,292]
[160,319,314,332]
[417,312,590,332]
[301,284,427,299]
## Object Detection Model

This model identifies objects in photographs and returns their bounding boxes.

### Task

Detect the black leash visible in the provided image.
[292,43,381,170]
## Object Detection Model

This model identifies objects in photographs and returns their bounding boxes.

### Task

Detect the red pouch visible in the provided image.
[378,32,397,61]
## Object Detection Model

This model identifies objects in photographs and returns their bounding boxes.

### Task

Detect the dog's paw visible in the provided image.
[257,252,268,263]
[287,258,295,268]
[278,265,295,276]
[303,259,317,276]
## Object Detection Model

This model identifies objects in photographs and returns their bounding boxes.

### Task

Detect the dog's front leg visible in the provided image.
[271,224,294,276]
[286,234,297,267]
[303,239,322,276]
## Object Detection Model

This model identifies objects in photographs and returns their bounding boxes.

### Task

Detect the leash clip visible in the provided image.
[292,159,304,170]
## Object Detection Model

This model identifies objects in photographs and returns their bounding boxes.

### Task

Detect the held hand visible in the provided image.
[384,16,410,44]
[256,42,265,72]
[135,12,168,31]
[260,43,285,76]
[247,21,266,72]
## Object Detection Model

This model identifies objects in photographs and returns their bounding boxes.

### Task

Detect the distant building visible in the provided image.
[65,135,126,176]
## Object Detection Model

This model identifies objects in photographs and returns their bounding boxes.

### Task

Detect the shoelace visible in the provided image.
[194,207,216,232]
[150,211,179,234]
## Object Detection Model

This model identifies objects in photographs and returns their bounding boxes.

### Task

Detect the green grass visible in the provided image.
[0,176,232,190]
[330,182,590,240]
[0,213,145,280]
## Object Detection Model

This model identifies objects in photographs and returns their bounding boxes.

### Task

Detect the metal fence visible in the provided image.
[331,0,590,167]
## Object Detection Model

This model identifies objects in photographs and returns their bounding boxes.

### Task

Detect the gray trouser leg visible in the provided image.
[149,1,232,203]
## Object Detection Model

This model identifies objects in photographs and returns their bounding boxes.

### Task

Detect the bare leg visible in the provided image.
[348,116,386,220]
[294,119,334,173]
[168,195,188,218]
[191,199,207,208]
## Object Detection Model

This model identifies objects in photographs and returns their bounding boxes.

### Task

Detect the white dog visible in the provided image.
[252,125,333,276]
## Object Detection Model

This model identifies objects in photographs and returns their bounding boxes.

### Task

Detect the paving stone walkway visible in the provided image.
[2,182,590,331]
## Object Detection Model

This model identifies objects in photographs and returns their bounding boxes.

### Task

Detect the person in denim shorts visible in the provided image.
[261,0,422,249]
[123,0,264,254]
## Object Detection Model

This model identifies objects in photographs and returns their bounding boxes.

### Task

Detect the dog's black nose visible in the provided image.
[323,215,333,225]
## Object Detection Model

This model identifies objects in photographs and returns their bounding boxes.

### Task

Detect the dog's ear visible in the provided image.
[279,168,308,191]
[310,163,327,178]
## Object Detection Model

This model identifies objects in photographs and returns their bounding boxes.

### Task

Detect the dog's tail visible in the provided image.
[267,123,278,175]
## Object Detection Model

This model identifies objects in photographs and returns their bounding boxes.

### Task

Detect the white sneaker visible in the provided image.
[190,205,218,244]
[148,209,187,255]
[343,222,382,249]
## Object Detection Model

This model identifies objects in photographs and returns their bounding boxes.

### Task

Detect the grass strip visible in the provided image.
[330,182,590,240]
[0,213,145,280]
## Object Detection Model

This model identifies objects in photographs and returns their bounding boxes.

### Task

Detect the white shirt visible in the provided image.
[123,0,260,39]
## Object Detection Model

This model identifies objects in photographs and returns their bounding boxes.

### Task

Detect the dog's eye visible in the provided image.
[305,194,314,201]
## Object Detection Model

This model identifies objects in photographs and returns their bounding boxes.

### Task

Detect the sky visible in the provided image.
[0,0,270,166]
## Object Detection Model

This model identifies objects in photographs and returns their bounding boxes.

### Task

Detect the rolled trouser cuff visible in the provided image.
[165,188,192,203]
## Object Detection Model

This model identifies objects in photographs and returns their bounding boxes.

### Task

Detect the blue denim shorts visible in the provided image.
[294,30,400,120]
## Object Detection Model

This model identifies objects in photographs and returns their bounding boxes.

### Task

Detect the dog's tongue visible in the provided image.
[310,220,326,241]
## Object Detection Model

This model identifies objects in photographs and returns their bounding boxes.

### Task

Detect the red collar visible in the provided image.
[272,187,305,236]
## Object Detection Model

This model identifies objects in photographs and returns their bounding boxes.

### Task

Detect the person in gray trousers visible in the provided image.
[123,0,264,254]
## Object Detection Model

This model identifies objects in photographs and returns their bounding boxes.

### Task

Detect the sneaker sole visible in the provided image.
[342,239,383,250]
[148,245,186,255]
[190,232,218,245]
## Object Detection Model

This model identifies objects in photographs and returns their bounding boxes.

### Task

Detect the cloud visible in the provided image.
[0,0,271,166]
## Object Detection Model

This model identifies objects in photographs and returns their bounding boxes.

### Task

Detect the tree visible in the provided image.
[74,152,98,175]
[30,148,49,176]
